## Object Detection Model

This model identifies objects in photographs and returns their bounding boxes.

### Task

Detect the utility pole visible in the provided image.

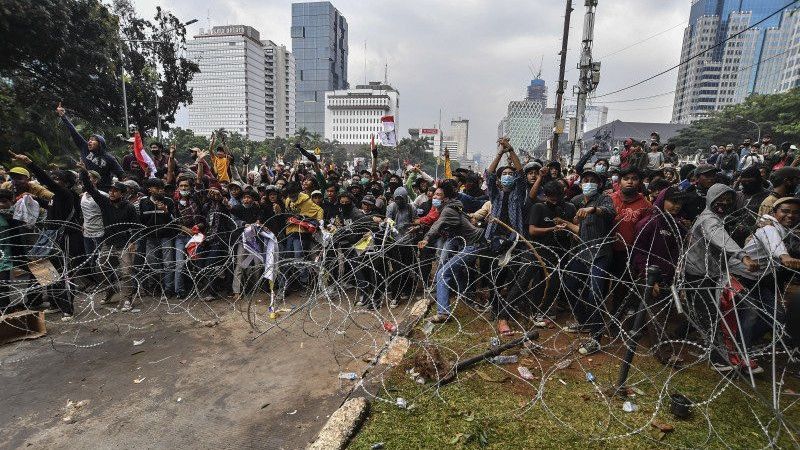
[549,0,573,161]
[570,0,601,166]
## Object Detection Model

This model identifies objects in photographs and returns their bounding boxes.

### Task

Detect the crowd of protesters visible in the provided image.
[2,105,800,375]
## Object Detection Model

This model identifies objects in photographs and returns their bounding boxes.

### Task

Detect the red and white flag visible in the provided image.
[133,131,157,178]
[379,115,397,147]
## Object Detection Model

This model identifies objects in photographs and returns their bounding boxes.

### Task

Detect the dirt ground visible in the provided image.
[0,293,398,449]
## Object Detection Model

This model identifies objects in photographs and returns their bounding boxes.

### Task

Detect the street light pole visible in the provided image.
[736,115,762,142]
[119,46,130,135]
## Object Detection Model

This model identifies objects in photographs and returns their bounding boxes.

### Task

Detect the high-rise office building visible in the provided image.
[263,40,296,138]
[526,78,547,108]
[324,81,399,146]
[500,100,544,157]
[563,104,608,138]
[292,2,349,135]
[672,0,800,123]
[187,26,295,140]
[450,118,469,159]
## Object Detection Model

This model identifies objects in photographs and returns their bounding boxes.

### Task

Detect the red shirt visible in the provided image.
[418,206,440,226]
[610,191,651,251]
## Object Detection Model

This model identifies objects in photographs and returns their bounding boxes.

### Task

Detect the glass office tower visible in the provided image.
[291,2,348,136]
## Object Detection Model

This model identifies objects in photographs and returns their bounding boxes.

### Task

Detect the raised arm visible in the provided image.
[56,103,88,158]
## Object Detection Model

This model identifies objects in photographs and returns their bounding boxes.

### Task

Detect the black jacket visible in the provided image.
[139,196,176,239]
[80,171,138,247]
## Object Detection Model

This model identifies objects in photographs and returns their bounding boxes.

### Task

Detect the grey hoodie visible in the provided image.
[424,199,484,246]
[685,183,747,278]
[386,186,415,228]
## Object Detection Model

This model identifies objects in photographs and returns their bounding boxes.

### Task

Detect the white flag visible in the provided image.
[379,115,397,147]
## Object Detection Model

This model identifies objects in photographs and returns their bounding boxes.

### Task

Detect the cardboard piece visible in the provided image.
[0,310,47,345]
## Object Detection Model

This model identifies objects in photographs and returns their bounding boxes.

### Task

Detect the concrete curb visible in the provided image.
[307,397,369,450]
[307,296,433,449]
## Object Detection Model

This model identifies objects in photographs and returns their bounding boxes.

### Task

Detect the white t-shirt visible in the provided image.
[732,221,788,280]
[647,151,664,170]
[81,191,107,238]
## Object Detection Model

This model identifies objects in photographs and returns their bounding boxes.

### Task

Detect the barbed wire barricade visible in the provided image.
[1,206,799,446]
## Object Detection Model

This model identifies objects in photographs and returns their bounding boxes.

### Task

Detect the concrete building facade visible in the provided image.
[324,81,399,146]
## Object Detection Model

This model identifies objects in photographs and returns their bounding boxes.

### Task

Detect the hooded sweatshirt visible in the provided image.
[61,116,124,187]
[386,186,415,229]
[731,213,793,281]
[424,200,483,246]
[685,183,748,279]
[631,189,687,282]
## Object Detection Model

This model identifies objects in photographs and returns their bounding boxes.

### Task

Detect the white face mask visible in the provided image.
[611,175,619,183]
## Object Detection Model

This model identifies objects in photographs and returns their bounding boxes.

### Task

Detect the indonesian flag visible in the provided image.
[185,225,205,260]
[379,115,397,147]
[133,131,157,178]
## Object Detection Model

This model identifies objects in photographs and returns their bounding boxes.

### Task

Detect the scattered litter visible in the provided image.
[176,397,182,403]
[586,372,596,383]
[300,342,304,349]
[554,359,572,370]
[338,372,358,380]
[622,401,638,413]
[489,355,518,364]
[490,337,501,347]
[383,321,397,333]
[130,309,141,313]
[130,350,145,356]
[200,320,219,327]
[422,321,435,335]
[261,402,271,409]
[148,355,173,365]
[396,397,407,409]
[335,330,346,335]
[370,443,384,450]
[179,360,187,365]
[287,410,298,415]
[651,420,674,433]
[133,377,146,384]
[517,366,535,380]
[132,339,145,346]
[558,378,567,386]
[62,399,89,423]
[630,386,645,396]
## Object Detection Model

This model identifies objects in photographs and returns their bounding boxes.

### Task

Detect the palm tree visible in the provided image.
[294,127,310,143]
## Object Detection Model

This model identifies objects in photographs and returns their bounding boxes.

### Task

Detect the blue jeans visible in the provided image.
[564,254,611,338]
[174,235,191,294]
[285,233,311,285]
[435,244,480,315]
[145,237,175,293]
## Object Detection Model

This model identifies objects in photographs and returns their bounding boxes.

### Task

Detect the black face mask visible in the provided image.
[372,188,382,196]
[394,196,407,207]
[621,186,638,196]
[741,180,760,194]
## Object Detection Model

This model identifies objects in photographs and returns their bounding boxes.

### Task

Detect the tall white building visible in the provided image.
[672,1,800,124]
[498,100,544,157]
[187,25,295,140]
[450,118,469,159]
[563,104,608,139]
[324,81,399,145]
[263,40,296,138]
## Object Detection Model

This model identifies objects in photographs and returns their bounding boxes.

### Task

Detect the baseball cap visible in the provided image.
[694,164,718,176]
[9,167,30,177]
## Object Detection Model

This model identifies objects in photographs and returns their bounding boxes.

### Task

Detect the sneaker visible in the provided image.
[389,299,399,309]
[711,360,736,373]
[120,301,133,312]
[740,360,765,375]
[578,338,601,356]
[61,314,73,322]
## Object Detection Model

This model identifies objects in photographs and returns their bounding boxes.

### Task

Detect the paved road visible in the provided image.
[1,294,395,449]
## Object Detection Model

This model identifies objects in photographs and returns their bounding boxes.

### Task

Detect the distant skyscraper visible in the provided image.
[187,26,295,140]
[324,81,399,146]
[292,2,349,135]
[563,104,608,138]
[450,118,469,159]
[672,0,800,123]
[526,78,547,107]
[263,40,296,138]
[501,100,544,157]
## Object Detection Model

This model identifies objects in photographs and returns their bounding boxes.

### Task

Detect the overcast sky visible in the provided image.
[132,0,688,159]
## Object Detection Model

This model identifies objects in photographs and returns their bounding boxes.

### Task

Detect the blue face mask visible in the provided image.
[594,164,607,174]
[500,174,515,188]
[431,198,442,208]
[582,182,598,196]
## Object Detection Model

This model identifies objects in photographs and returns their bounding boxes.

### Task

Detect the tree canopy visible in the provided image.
[669,88,800,154]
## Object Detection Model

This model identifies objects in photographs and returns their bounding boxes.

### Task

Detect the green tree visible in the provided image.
[669,88,800,153]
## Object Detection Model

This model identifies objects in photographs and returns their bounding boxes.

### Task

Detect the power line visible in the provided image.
[592,0,800,99]
[564,90,676,104]
[566,21,687,75]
